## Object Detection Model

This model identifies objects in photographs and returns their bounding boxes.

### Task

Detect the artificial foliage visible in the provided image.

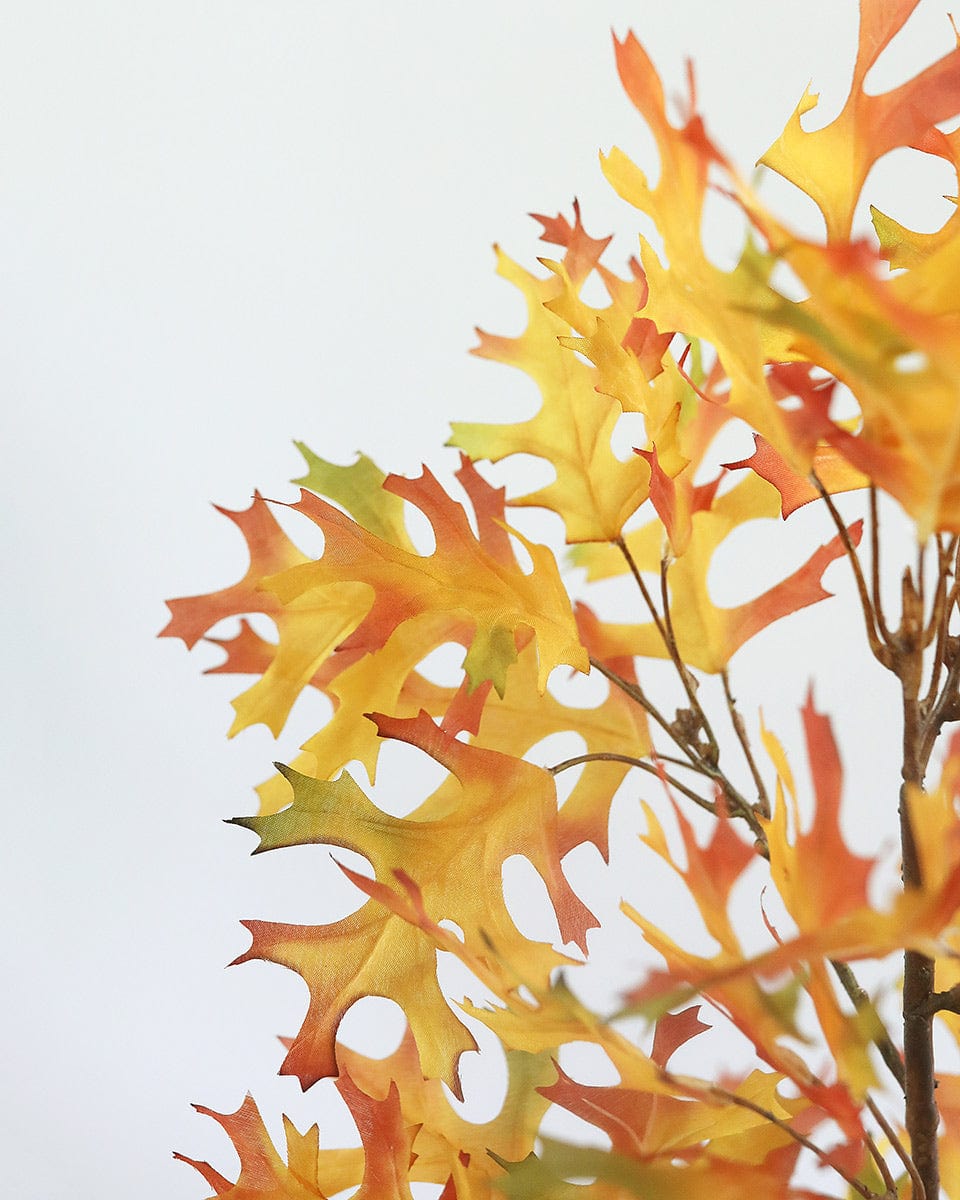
[164,2,960,1196]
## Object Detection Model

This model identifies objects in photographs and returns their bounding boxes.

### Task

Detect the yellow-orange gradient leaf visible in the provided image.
[449,203,657,543]
[572,472,861,673]
[231,711,595,1095]
[759,0,960,241]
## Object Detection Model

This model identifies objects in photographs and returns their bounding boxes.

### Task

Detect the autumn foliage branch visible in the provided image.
[164,2,960,1196]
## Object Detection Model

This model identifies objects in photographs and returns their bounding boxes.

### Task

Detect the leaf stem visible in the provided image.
[720,667,770,818]
[869,485,893,646]
[615,536,720,766]
[588,656,767,851]
[862,1119,898,1199]
[829,958,904,1092]
[589,655,699,766]
[866,1094,924,1200]
[705,1083,879,1199]
[812,472,889,665]
[548,751,717,816]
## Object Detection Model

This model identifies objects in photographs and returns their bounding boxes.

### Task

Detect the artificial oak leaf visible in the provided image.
[552,256,675,413]
[537,219,697,463]
[247,465,590,812]
[174,1094,331,1198]
[640,793,756,957]
[254,460,536,803]
[747,226,960,535]
[461,973,684,1105]
[756,721,960,963]
[295,610,470,784]
[601,34,804,468]
[226,581,368,738]
[445,639,650,860]
[270,464,586,692]
[334,1074,417,1200]
[760,694,875,934]
[735,58,960,529]
[539,1063,796,1166]
[231,712,595,1094]
[292,442,415,549]
[497,1136,839,1200]
[759,0,960,242]
[870,121,960,293]
[726,434,869,518]
[165,456,583,772]
[336,1028,555,1200]
[623,785,871,1133]
[448,206,654,543]
[369,711,597,951]
[572,472,861,673]
[161,491,309,651]
[539,1006,806,1166]
[233,901,475,1098]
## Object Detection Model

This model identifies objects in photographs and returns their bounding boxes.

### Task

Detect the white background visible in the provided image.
[2,3,957,1196]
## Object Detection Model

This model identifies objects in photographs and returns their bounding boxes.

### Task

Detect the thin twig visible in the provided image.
[615,534,672,650]
[721,668,770,818]
[812,471,888,664]
[658,555,720,765]
[548,751,717,816]
[653,750,716,773]
[706,1084,879,1199]
[866,1094,925,1200]
[917,538,927,619]
[922,537,953,689]
[829,959,905,1092]
[588,658,766,850]
[870,485,893,645]
[920,645,960,769]
[589,655,699,765]
[615,534,721,766]
[862,1122,898,1199]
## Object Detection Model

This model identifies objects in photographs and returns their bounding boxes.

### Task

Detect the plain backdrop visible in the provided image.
[3,3,957,1196]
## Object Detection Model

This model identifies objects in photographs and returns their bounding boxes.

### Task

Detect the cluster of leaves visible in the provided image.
[164,2,960,1196]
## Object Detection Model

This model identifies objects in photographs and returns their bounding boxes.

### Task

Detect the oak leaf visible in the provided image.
[572,472,861,673]
[449,203,655,543]
[230,711,595,1096]
[759,0,960,242]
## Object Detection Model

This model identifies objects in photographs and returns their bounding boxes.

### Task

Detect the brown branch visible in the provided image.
[917,538,927,621]
[614,535,721,766]
[921,536,954,701]
[920,646,960,768]
[615,535,672,652]
[900,732,940,1200]
[926,982,960,1017]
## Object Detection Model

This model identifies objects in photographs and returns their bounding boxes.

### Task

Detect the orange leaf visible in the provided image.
[759,0,960,241]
